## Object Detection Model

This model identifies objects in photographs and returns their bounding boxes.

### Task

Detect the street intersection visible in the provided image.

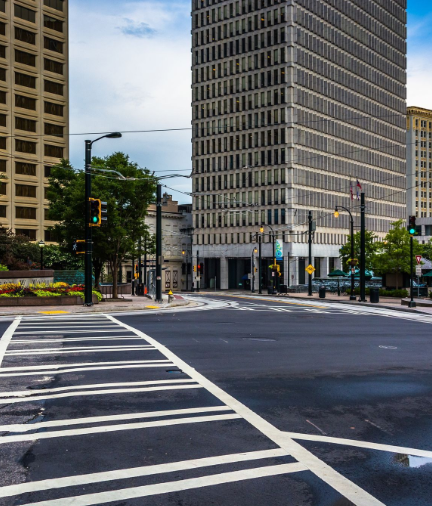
[0,295,430,505]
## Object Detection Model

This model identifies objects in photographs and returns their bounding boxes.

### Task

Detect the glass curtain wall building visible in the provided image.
[191,0,407,289]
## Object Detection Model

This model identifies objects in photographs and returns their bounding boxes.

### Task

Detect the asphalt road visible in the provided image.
[0,295,431,505]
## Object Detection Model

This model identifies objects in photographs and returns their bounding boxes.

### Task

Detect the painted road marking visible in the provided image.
[5,345,155,356]
[284,432,432,460]
[11,337,144,343]
[0,413,241,445]
[0,448,288,500]
[0,317,21,366]
[0,379,197,398]
[0,383,202,405]
[0,359,165,372]
[37,311,70,315]
[19,463,307,506]
[109,315,385,506]
[14,329,133,335]
[0,406,234,434]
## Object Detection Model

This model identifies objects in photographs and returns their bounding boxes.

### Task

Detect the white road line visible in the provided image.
[11,337,143,343]
[285,432,432,459]
[6,346,155,356]
[18,326,120,330]
[0,379,197,398]
[0,449,289,500]
[0,317,21,367]
[0,406,233,433]
[0,413,241,445]
[0,362,173,377]
[14,329,134,335]
[20,463,306,506]
[109,315,385,506]
[6,345,154,351]
[0,384,203,404]
[0,359,162,372]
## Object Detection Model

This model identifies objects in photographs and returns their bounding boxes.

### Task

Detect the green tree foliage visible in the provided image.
[0,230,40,270]
[43,245,84,270]
[422,239,432,262]
[374,219,422,288]
[46,153,156,297]
[339,230,382,272]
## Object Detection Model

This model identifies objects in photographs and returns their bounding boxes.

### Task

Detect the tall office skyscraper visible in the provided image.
[0,0,68,242]
[191,0,407,289]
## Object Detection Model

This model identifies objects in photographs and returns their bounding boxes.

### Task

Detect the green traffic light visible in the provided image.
[409,228,416,235]
[92,217,98,223]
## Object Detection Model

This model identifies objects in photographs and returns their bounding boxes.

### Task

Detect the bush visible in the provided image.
[0,264,7,271]
[353,287,408,298]
[34,290,61,297]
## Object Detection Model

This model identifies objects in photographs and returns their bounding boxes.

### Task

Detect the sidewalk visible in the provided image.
[0,293,194,318]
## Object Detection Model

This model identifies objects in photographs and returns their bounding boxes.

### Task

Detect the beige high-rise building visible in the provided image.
[0,0,68,242]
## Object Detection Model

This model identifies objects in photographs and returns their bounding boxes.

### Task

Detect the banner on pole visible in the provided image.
[275,239,283,260]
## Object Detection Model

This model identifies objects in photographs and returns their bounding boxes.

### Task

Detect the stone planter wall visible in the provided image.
[0,270,54,287]
[0,294,99,306]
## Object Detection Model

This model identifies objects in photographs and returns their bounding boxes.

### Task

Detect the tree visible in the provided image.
[46,153,156,297]
[374,219,422,289]
[0,230,40,270]
[422,239,432,262]
[43,245,84,271]
[339,230,382,273]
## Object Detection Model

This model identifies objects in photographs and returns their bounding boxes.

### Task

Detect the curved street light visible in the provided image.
[334,206,356,301]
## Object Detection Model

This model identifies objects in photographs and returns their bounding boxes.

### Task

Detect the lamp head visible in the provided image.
[334,209,339,218]
[259,226,264,233]
[182,250,185,255]
[106,132,122,139]
[254,248,258,254]
[38,240,45,249]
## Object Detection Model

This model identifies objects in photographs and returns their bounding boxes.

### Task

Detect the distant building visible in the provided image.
[191,0,407,289]
[124,194,193,292]
[407,106,432,244]
[0,0,69,242]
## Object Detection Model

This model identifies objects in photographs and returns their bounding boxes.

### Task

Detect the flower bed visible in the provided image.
[0,282,102,304]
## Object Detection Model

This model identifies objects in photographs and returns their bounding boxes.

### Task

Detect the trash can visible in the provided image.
[280,284,288,294]
[268,286,275,295]
[136,283,144,296]
[370,288,379,303]
[319,286,326,299]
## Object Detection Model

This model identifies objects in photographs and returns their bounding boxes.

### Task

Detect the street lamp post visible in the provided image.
[38,240,45,270]
[334,206,356,301]
[251,247,258,293]
[84,132,122,306]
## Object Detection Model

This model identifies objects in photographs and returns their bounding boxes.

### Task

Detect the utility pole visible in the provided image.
[84,140,93,306]
[143,236,147,286]
[196,250,200,292]
[409,235,416,308]
[138,237,142,285]
[308,210,313,297]
[258,233,262,294]
[155,183,162,302]
[359,192,366,302]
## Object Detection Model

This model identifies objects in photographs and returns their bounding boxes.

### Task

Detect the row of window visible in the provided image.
[297,26,405,89]
[13,94,64,116]
[194,86,286,119]
[15,49,64,74]
[194,167,285,190]
[0,161,54,177]
[193,108,287,138]
[13,139,64,157]
[194,188,287,210]
[194,28,286,63]
[193,50,286,85]
[298,49,404,114]
[297,108,404,159]
[0,183,53,197]
[193,232,349,247]
[297,2,405,68]
[194,208,287,228]
[194,148,287,172]
[297,0,406,48]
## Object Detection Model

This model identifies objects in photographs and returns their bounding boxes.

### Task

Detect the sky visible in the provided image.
[69,0,432,204]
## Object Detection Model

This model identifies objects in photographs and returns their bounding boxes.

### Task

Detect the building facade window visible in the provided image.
[44,144,63,158]
[43,15,63,32]
[44,101,63,116]
[16,206,36,219]
[15,72,36,89]
[44,122,63,137]
[44,79,63,96]
[15,94,36,110]
[15,50,36,67]
[44,37,63,54]
[44,0,64,12]
[14,4,36,23]
[44,58,63,75]
[15,229,36,240]
[16,184,36,198]
[15,26,36,45]
[15,162,36,176]
[15,116,36,132]
[15,139,36,154]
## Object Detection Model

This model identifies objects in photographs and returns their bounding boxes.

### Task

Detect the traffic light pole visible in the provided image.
[308,211,313,297]
[359,193,366,302]
[156,184,163,303]
[258,234,262,294]
[409,236,416,308]
[196,250,200,292]
[84,140,93,306]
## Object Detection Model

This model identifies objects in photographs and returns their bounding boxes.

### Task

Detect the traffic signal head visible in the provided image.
[89,198,101,227]
[101,201,108,225]
[408,215,416,235]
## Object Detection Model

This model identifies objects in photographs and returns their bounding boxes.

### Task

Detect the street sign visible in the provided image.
[416,255,422,265]
[305,264,315,275]
[416,266,422,276]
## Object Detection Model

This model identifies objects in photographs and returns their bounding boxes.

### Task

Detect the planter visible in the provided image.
[0,294,99,306]
[0,270,54,287]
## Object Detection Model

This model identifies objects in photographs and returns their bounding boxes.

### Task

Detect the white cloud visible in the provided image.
[69,0,192,202]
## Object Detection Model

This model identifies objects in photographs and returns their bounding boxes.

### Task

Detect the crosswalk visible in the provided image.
[0,313,386,505]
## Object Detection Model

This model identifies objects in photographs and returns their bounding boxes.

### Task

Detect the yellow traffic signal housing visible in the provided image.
[89,198,101,227]
[74,240,85,255]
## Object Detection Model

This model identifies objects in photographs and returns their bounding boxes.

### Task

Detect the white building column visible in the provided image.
[220,257,229,290]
